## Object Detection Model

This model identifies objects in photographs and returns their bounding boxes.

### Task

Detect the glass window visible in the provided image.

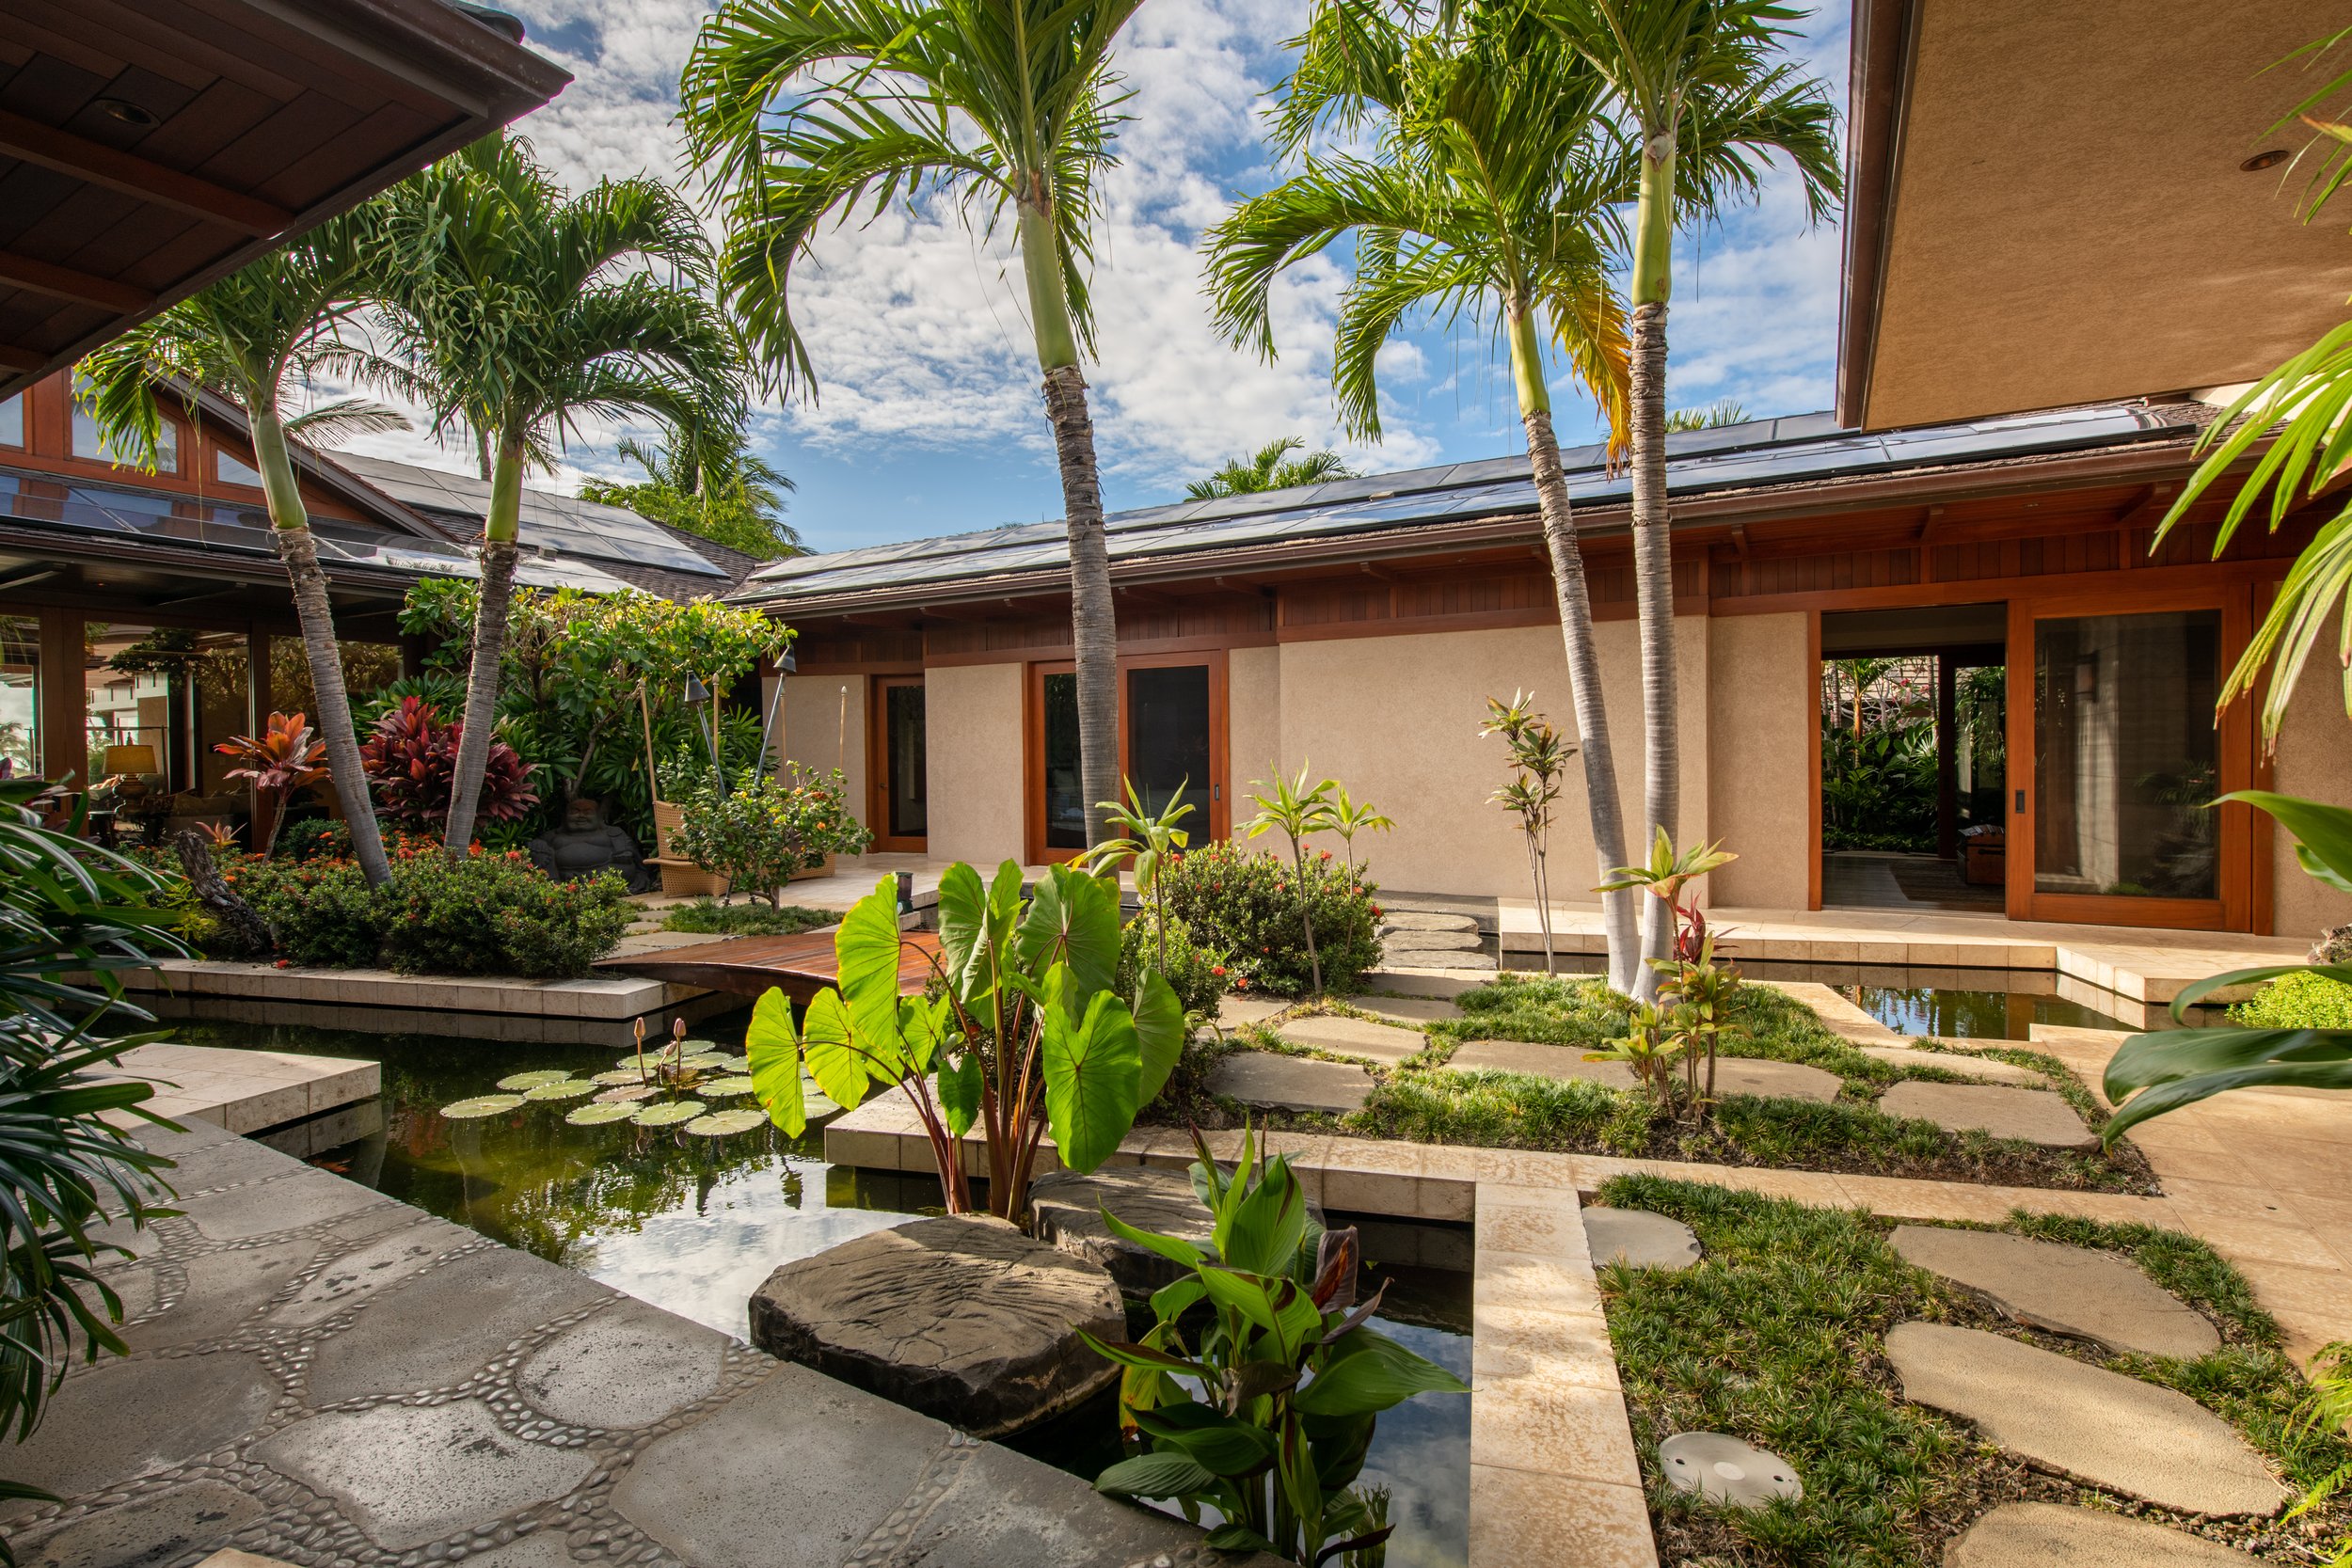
[0,616,37,780]
[268,636,402,721]
[72,401,177,471]
[0,395,22,449]
[1041,672,1084,851]
[84,623,179,798]
[1126,665,1211,827]
[882,681,927,838]
[2033,610,2221,900]
[191,633,252,799]
[215,448,264,487]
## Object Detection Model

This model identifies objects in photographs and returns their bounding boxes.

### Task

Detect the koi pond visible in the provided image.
[168,1010,1474,1568]
[1838,983,2135,1038]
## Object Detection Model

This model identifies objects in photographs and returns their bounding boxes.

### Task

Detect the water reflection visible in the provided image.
[1840,984,2130,1038]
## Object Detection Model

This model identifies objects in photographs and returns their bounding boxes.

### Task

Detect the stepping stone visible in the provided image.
[1218,993,1289,1029]
[1279,1014,1426,1063]
[1031,1165,1323,1297]
[1208,1052,1375,1114]
[748,1214,1123,1439]
[1378,911,1480,932]
[1710,1058,1843,1104]
[1390,951,1497,971]
[1379,928,1484,951]
[1877,1082,2096,1149]
[1891,1226,2219,1359]
[1450,1039,1631,1086]
[1363,970,1479,998]
[1355,994,1465,1025]
[1947,1502,2260,1567]
[1863,1045,2049,1086]
[1585,1207,1701,1271]
[1658,1432,1802,1507]
[1883,1323,2284,1516]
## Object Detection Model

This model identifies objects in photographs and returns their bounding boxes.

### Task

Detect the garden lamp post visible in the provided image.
[756,647,795,779]
[685,674,723,792]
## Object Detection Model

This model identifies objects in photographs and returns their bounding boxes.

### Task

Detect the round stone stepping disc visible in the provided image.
[1883,1323,2284,1516]
[1658,1432,1803,1507]
[1877,1082,2096,1149]
[1947,1502,2261,1567]
[1584,1207,1701,1271]
[1891,1226,2218,1359]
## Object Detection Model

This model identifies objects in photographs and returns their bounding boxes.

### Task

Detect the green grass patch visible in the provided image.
[1597,1175,2349,1566]
[660,899,835,939]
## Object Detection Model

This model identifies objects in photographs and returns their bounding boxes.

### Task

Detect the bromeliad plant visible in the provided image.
[1081,1126,1467,1566]
[743,863,1184,1221]
[2103,792,2352,1141]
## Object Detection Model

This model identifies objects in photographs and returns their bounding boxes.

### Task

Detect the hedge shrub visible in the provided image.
[1157,840,1381,995]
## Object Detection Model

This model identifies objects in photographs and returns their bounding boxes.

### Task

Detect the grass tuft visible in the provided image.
[660,900,834,938]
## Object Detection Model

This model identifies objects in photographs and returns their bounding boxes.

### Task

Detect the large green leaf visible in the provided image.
[799,990,872,1111]
[1294,1328,1470,1418]
[1132,966,1185,1103]
[743,987,805,1136]
[1093,1450,1216,1500]
[898,993,950,1075]
[1132,1406,1278,1477]
[934,862,995,1006]
[2171,962,2352,1019]
[1101,1203,1206,1271]
[1217,1155,1312,1278]
[936,1052,981,1138]
[1196,1265,1283,1336]
[1040,973,1141,1173]
[835,878,905,1053]
[2105,1026,2352,1100]
[1016,864,1121,1005]
[2222,790,2352,895]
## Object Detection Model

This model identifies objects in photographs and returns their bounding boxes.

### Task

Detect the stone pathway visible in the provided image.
[1946,1503,2259,1566]
[1878,1082,2097,1149]
[101,1043,377,1136]
[1354,995,1465,1025]
[1583,1208,1701,1271]
[1216,993,1288,1030]
[1883,1323,2285,1516]
[1444,1041,1843,1104]
[1379,911,1495,972]
[1278,1014,1426,1064]
[1891,1226,2219,1358]
[11,1117,1267,1568]
[1206,1052,1375,1114]
[1859,1045,2050,1086]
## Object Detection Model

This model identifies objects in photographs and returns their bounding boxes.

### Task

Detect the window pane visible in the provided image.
[216,448,264,487]
[85,623,178,796]
[884,682,927,838]
[191,633,252,799]
[270,637,402,719]
[0,615,37,779]
[1041,672,1085,850]
[2033,610,2221,900]
[0,395,21,448]
[1126,665,1210,828]
[72,401,176,470]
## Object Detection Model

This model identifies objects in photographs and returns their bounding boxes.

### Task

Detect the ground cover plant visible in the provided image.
[1594,1175,2350,1566]
[660,899,834,938]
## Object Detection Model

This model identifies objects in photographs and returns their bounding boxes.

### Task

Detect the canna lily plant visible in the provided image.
[1081,1125,1467,1565]
[743,863,1183,1221]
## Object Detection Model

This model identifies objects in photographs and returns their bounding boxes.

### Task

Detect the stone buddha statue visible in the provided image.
[527,795,655,893]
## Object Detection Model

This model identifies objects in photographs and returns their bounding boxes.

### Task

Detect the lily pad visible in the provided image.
[683,1109,769,1137]
[496,1069,575,1091]
[523,1079,597,1101]
[633,1100,707,1128]
[440,1094,524,1119]
[593,1069,647,1086]
[614,1053,655,1070]
[594,1085,656,1104]
[805,1093,840,1118]
[680,1052,735,1069]
[701,1075,757,1098]
[564,1101,639,1126]
[677,1038,721,1053]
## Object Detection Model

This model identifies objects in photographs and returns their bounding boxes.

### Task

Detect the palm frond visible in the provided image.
[283,398,409,447]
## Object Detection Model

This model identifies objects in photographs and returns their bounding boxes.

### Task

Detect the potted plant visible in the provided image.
[669,766,871,906]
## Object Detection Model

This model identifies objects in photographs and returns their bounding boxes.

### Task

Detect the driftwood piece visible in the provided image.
[171,831,273,956]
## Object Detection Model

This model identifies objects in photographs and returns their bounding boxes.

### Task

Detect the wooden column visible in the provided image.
[1935,653,1959,862]
[36,607,83,788]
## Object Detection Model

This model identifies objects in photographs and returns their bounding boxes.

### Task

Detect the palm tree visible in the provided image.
[1663,396,1745,431]
[1541,0,1840,970]
[1205,0,1652,989]
[579,419,805,560]
[78,214,407,885]
[1185,435,1360,499]
[680,0,1134,846]
[378,135,745,856]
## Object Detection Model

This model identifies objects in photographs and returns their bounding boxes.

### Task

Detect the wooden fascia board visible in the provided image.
[1836,0,1920,432]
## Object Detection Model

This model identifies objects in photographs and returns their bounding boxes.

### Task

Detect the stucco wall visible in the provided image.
[1265,617,1709,899]
[2269,653,2352,942]
[1705,612,1812,910]
[924,662,1025,868]
[775,673,866,828]
[1228,644,1282,821]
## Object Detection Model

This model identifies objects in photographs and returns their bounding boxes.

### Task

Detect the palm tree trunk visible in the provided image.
[250,407,391,887]
[1022,199,1120,849]
[1510,307,1640,992]
[1629,140,1682,997]
[444,444,524,856]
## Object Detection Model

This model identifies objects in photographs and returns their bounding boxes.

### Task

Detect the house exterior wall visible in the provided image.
[773,672,866,821]
[922,662,1025,868]
[2270,654,2352,943]
[1706,612,1813,909]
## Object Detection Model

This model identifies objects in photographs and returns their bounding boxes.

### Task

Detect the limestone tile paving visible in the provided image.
[99,1042,378,1136]
[1889,1226,2219,1358]
[1353,994,1466,1025]
[9,1117,1272,1568]
[1582,1208,1701,1272]
[1205,1051,1375,1113]
[1276,1013,1427,1064]
[1877,1081,2097,1149]
[1945,1503,2262,1566]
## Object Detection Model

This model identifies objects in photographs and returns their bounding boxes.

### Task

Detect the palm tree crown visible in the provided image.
[580,422,805,560]
[1185,436,1360,499]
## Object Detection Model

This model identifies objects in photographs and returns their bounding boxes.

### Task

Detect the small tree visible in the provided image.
[1243,763,1342,995]
[672,767,873,907]
[1482,691,1574,974]
[1074,779,1194,970]
[1595,827,1737,969]
[1327,786,1394,877]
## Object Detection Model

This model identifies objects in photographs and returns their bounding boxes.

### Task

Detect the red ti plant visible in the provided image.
[1595,829,1739,980]
[215,710,328,856]
[358,696,538,839]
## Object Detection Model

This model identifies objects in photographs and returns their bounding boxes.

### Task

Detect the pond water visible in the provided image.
[169,1009,1473,1568]
[1838,984,2133,1038]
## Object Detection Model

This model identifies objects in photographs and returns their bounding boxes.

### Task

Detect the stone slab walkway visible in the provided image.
[13,1118,1266,1568]
[100,1043,377,1136]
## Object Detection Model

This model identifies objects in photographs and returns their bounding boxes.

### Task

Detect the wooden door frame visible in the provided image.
[866,673,927,852]
[2003,582,2256,931]
[1024,650,1231,864]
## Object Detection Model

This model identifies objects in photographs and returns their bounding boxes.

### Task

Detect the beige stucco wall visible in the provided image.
[924,662,1025,868]
[1228,644,1282,821]
[1705,612,1812,910]
[1263,617,1710,899]
[2269,653,2352,943]
[774,673,866,823]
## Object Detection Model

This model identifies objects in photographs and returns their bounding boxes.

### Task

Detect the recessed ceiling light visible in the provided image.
[93,98,159,128]
[2241,149,2291,172]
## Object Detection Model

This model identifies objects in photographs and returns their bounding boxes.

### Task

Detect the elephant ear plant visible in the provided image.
[1080,1126,1467,1565]
[742,863,1184,1220]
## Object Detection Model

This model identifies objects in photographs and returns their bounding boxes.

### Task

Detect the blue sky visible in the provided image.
[346,0,1851,555]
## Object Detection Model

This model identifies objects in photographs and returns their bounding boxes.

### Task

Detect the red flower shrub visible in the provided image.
[358,696,538,830]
